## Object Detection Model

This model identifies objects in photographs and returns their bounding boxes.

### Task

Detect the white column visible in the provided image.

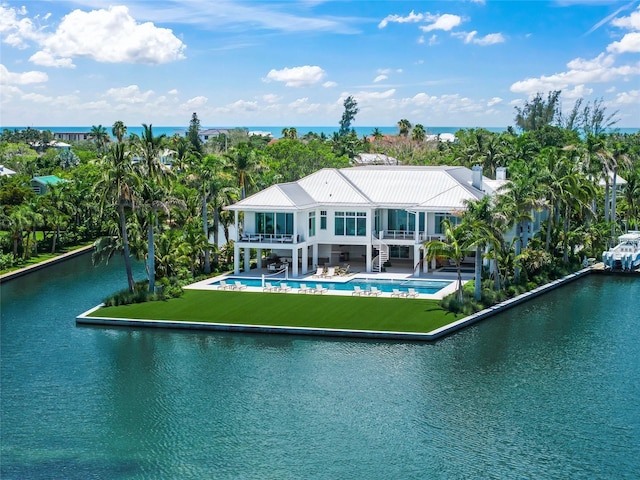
[413,245,421,277]
[234,210,239,239]
[244,248,250,272]
[312,243,318,268]
[302,245,309,275]
[292,247,299,277]
[366,244,372,273]
[257,248,263,269]
[234,243,240,274]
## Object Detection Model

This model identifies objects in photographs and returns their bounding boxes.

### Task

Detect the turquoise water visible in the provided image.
[1,254,639,479]
[213,276,452,294]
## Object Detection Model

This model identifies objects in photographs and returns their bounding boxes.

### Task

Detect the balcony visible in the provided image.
[238,233,301,244]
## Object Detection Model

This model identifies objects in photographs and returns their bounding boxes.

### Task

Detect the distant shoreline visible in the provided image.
[2,125,638,140]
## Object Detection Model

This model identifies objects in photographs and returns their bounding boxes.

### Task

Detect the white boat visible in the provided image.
[602,231,640,271]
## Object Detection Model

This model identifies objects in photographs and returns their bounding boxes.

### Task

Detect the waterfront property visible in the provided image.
[226,165,540,277]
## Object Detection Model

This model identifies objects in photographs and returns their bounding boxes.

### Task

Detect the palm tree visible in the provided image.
[371,128,383,141]
[135,124,170,293]
[412,124,426,143]
[88,124,110,152]
[224,143,265,199]
[112,121,127,143]
[8,204,31,258]
[94,143,140,292]
[423,219,470,303]
[397,119,412,137]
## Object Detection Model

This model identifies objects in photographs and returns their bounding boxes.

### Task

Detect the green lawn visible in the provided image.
[91,290,463,334]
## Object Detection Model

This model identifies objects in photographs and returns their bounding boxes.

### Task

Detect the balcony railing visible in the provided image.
[238,233,301,244]
[377,230,445,243]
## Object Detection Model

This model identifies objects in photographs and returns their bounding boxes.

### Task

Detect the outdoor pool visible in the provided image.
[210,277,453,295]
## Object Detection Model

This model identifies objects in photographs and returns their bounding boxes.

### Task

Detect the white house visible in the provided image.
[226,165,509,277]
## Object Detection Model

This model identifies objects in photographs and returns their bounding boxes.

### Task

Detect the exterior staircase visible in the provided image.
[372,235,389,272]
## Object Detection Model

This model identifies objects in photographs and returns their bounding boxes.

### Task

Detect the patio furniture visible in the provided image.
[352,286,366,296]
[263,282,277,292]
[297,284,311,294]
[369,286,382,297]
[312,266,325,278]
[391,288,408,298]
[314,284,328,294]
[278,283,292,293]
[217,280,229,290]
[323,267,335,279]
[406,288,419,298]
[234,281,247,291]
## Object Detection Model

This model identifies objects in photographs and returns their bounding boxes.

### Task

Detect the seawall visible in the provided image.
[0,245,93,284]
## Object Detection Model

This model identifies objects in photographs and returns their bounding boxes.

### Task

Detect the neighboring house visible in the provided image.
[226,165,510,276]
[0,165,17,177]
[30,175,67,195]
[54,132,88,142]
[352,153,398,166]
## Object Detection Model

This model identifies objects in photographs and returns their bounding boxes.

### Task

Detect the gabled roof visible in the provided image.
[227,165,499,212]
[31,175,67,186]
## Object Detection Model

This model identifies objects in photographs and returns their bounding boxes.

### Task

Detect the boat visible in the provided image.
[602,231,640,271]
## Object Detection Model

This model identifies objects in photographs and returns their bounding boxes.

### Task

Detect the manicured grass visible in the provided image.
[0,241,94,275]
[91,290,463,333]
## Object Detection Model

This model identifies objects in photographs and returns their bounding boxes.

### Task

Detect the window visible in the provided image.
[320,210,327,230]
[335,211,366,236]
[256,212,293,235]
[387,209,415,231]
[434,213,461,234]
[308,211,316,237]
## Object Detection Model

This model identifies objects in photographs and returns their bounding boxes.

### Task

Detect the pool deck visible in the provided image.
[183,270,465,300]
[77,266,597,342]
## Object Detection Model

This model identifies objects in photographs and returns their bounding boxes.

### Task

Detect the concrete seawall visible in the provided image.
[0,245,93,284]
[77,266,595,342]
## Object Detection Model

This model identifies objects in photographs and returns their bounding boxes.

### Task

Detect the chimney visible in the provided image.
[472,165,483,191]
[496,167,506,181]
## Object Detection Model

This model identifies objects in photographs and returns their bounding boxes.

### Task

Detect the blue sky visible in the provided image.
[1,1,639,128]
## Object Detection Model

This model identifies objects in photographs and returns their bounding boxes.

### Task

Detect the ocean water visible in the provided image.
[4,125,639,140]
[1,254,639,479]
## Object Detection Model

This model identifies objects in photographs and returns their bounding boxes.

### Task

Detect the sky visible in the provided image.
[0,0,639,129]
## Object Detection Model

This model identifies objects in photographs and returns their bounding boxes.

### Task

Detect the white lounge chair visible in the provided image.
[315,284,328,294]
[278,283,292,293]
[369,286,382,297]
[218,280,229,290]
[297,283,311,294]
[263,282,276,292]
[234,281,247,291]
[312,266,325,278]
[323,267,335,279]
[406,288,419,298]
[352,286,365,296]
[391,288,407,298]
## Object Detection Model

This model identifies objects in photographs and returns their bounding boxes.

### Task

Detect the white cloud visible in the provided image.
[510,53,640,94]
[487,97,503,107]
[323,81,337,88]
[614,89,640,104]
[607,32,640,54]
[420,14,463,33]
[453,30,505,45]
[374,75,388,83]
[105,85,155,104]
[168,89,179,95]
[564,85,594,98]
[0,5,45,48]
[611,6,640,30]
[0,64,48,85]
[29,51,75,68]
[288,97,320,113]
[262,93,281,103]
[182,96,208,109]
[30,6,186,66]
[379,10,424,29]
[263,65,326,87]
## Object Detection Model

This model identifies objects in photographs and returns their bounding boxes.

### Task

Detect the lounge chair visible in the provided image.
[278,283,292,293]
[323,267,335,279]
[263,282,276,292]
[369,286,382,297]
[312,266,325,278]
[391,288,407,298]
[234,281,247,291]
[297,283,311,294]
[218,280,229,290]
[315,284,328,294]
[352,286,365,296]
[406,288,419,298]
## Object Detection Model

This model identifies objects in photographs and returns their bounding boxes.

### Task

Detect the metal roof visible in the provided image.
[227,165,497,212]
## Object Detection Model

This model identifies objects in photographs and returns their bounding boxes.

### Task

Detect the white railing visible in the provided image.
[239,233,300,243]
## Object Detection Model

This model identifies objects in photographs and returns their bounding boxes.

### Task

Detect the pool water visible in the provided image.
[212,277,452,295]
